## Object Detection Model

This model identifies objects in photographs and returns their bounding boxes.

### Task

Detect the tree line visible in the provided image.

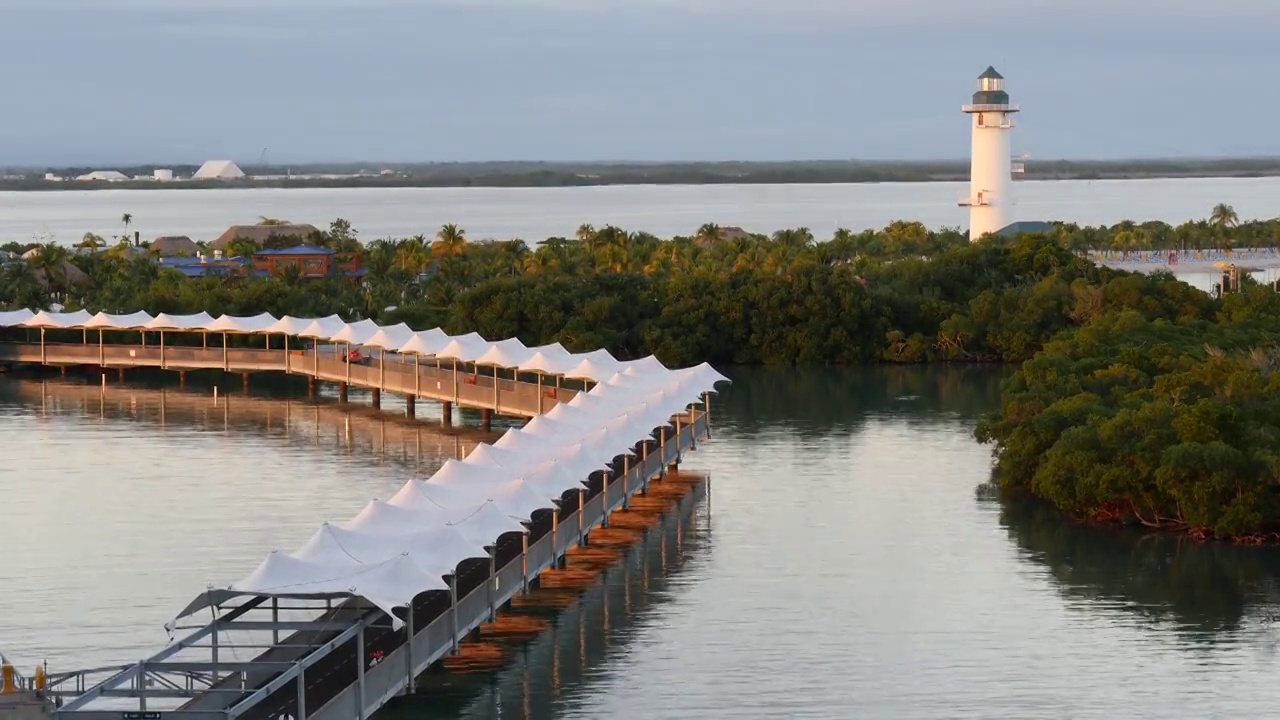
[7,207,1280,537]
[976,285,1280,541]
[0,206,1270,368]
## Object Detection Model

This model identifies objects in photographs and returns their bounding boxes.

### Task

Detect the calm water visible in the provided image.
[6,367,1280,718]
[6,176,1280,245]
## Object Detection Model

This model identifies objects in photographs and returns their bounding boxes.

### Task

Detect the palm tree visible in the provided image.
[495,239,529,276]
[28,243,72,300]
[258,216,288,226]
[432,224,467,259]
[0,262,49,309]
[395,235,431,274]
[121,213,133,244]
[1210,203,1239,255]
[694,223,722,249]
[1210,203,1239,230]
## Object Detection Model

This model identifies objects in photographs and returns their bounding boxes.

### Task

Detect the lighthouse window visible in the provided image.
[978,113,985,126]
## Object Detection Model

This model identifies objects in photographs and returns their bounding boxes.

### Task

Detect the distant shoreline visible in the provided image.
[8,158,1280,191]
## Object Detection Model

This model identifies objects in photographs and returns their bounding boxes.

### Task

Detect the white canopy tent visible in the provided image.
[434,333,491,363]
[267,315,321,336]
[364,323,415,352]
[562,357,622,383]
[519,350,577,376]
[343,499,452,534]
[206,313,280,334]
[172,552,445,629]
[2,307,732,628]
[448,501,529,546]
[398,328,451,357]
[20,309,93,328]
[83,310,155,329]
[296,315,349,341]
[145,312,216,331]
[0,309,35,327]
[330,319,380,345]
[492,428,555,456]
[293,522,487,581]
[615,355,668,375]
[474,338,534,369]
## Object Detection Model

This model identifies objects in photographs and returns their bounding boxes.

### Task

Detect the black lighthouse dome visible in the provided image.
[971,66,1010,105]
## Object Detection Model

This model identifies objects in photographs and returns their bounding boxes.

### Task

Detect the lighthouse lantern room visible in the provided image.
[960,66,1020,240]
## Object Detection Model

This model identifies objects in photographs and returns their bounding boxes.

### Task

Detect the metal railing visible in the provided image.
[962,103,1020,113]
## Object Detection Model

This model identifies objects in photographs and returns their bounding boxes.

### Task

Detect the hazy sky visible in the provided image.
[5,0,1280,165]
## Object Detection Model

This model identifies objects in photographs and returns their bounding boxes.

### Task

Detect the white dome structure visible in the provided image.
[75,170,129,182]
[193,160,246,180]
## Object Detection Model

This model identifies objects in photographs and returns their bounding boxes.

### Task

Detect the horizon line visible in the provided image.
[14,155,1280,170]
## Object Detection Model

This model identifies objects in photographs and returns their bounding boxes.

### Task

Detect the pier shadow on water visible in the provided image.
[991,492,1280,645]
[377,483,711,720]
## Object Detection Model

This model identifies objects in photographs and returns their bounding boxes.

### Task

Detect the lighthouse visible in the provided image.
[959,66,1020,240]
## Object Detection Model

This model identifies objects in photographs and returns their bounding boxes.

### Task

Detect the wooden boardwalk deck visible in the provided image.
[0,343,578,419]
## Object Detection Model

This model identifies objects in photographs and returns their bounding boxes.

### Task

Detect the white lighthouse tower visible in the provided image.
[959,66,1020,240]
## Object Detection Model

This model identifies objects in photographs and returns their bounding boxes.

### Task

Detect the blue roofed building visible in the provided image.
[157,253,250,278]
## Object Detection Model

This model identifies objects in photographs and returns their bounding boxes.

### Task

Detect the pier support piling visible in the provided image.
[117,368,125,382]
[370,388,381,409]
[405,395,415,418]
[59,366,66,377]
[442,401,453,426]
[179,371,186,387]
[241,373,250,392]
[480,408,492,431]
[307,376,316,397]
[339,383,348,403]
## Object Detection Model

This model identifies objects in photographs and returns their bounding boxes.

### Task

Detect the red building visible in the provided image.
[251,245,364,279]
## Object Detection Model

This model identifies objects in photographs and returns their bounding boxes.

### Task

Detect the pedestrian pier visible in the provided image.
[0,309,727,720]
[0,309,678,426]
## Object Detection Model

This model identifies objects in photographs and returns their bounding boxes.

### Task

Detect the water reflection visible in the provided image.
[715,365,1009,437]
[0,375,495,670]
[0,375,500,474]
[996,495,1280,639]
[381,482,710,720]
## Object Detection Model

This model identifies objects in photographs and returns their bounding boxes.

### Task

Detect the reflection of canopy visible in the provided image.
[0,308,732,628]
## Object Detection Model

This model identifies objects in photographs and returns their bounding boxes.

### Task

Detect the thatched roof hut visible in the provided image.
[150,235,200,257]
[32,260,91,288]
[209,224,322,251]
